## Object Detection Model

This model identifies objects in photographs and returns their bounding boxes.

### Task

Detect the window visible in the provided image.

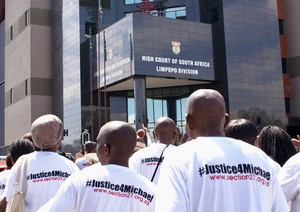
[126,6,186,20]
[125,0,154,5]
[25,79,29,96]
[209,6,219,23]
[85,22,97,36]
[285,98,290,114]
[176,97,187,133]
[25,10,29,27]
[165,7,186,20]
[10,26,13,40]
[127,97,135,125]
[282,58,287,73]
[279,20,284,35]
[10,89,13,103]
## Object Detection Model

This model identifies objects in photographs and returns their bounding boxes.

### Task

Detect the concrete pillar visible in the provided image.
[134,76,146,130]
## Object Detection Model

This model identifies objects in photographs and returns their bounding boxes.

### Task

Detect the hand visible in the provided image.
[0,196,7,212]
[292,135,300,151]
[136,129,145,139]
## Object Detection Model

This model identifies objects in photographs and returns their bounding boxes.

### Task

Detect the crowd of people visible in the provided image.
[0,88,299,211]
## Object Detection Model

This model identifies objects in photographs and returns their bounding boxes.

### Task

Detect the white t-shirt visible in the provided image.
[155,137,289,212]
[278,152,300,211]
[4,151,79,212]
[129,143,176,184]
[75,153,99,170]
[0,169,12,195]
[37,164,156,212]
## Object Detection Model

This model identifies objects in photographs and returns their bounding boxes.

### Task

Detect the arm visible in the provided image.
[37,175,77,212]
[292,135,300,151]
[277,160,300,203]
[142,124,153,146]
[271,174,289,212]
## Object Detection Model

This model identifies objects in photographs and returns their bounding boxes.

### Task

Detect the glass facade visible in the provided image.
[222,0,286,127]
[62,0,82,153]
[109,86,195,137]
[61,0,103,153]
[125,0,155,5]
[59,0,287,152]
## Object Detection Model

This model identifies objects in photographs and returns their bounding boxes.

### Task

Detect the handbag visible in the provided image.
[6,157,28,212]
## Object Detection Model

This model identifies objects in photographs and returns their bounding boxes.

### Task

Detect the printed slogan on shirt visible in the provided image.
[85,180,154,205]
[27,171,71,183]
[198,163,271,187]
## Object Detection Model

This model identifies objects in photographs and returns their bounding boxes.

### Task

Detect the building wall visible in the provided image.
[284,0,300,117]
[4,0,52,146]
[0,21,4,150]
[221,0,286,126]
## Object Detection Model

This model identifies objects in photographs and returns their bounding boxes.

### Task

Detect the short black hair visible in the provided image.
[5,153,13,169]
[225,119,257,145]
[10,139,35,163]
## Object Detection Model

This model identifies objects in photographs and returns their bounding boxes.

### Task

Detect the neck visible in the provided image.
[155,138,173,145]
[106,160,129,167]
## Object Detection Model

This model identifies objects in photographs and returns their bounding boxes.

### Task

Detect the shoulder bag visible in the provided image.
[150,144,170,182]
[6,157,28,212]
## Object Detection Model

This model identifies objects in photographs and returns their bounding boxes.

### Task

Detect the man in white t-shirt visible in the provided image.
[38,121,156,212]
[129,117,177,184]
[3,114,79,212]
[155,89,289,212]
[278,152,300,211]
[75,141,99,170]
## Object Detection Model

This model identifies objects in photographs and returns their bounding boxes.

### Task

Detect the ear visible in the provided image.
[186,114,193,131]
[152,131,156,140]
[104,144,110,155]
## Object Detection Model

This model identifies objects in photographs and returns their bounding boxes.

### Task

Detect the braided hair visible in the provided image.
[258,125,297,166]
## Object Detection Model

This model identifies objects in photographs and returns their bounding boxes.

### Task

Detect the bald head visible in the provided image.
[186,89,226,139]
[96,121,136,166]
[153,117,177,145]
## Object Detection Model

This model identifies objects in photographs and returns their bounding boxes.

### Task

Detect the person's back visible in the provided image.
[155,89,289,212]
[75,141,99,170]
[278,152,300,211]
[3,114,79,212]
[42,163,155,212]
[158,137,285,211]
[130,117,177,184]
[38,121,156,212]
[130,142,176,184]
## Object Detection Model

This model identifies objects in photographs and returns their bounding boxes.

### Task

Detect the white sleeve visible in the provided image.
[155,152,188,212]
[277,164,300,202]
[75,158,84,170]
[129,153,140,173]
[37,175,77,212]
[271,172,290,212]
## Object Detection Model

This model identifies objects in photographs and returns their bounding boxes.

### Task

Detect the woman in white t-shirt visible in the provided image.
[3,114,79,212]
